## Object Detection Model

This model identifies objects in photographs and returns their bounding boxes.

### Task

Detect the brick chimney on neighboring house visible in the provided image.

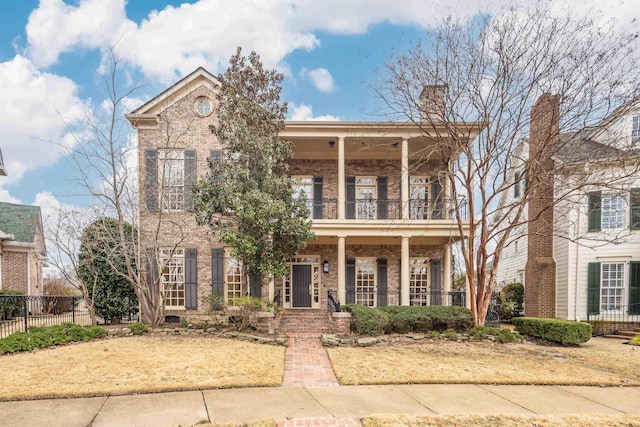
[419,84,447,122]
[525,93,560,318]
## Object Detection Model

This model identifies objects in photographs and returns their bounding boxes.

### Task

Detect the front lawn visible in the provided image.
[0,335,284,401]
[327,337,640,386]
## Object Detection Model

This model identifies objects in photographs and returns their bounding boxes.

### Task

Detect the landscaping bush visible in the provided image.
[127,322,148,335]
[498,282,524,322]
[630,335,640,346]
[0,323,107,355]
[512,317,592,345]
[0,290,24,320]
[380,306,474,334]
[343,304,390,336]
[469,325,522,343]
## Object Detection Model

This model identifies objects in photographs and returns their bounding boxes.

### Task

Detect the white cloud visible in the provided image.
[0,187,21,204]
[302,67,335,93]
[289,103,340,121]
[0,55,87,184]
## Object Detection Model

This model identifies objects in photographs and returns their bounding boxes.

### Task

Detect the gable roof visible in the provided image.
[0,202,43,244]
[127,67,219,117]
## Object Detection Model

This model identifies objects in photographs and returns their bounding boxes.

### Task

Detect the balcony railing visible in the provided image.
[308,198,467,221]
[344,290,466,308]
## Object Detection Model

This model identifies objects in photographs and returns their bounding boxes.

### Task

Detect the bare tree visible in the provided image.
[376,5,640,324]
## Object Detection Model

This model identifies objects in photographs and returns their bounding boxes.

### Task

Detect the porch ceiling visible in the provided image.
[310,235,457,246]
[287,136,444,160]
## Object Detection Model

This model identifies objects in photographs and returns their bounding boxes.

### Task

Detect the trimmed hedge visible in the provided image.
[344,305,474,336]
[0,323,107,355]
[512,317,592,345]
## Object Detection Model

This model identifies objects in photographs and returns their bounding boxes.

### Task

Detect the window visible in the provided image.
[194,97,212,116]
[159,150,185,211]
[226,256,246,306]
[292,176,313,218]
[601,193,625,229]
[514,172,521,198]
[631,188,640,230]
[355,258,376,306]
[409,258,430,306]
[356,177,377,220]
[601,263,624,311]
[632,115,640,144]
[409,177,429,219]
[160,248,185,308]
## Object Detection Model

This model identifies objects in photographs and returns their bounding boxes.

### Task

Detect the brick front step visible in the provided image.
[280,309,333,333]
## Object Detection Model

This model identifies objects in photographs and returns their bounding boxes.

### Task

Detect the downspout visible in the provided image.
[574,204,580,321]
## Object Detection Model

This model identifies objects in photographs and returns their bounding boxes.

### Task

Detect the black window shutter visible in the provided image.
[185,248,197,309]
[587,262,601,315]
[629,262,640,315]
[250,272,262,298]
[146,248,158,298]
[184,150,197,211]
[630,188,640,230]
[588,192,602,232]
[345,258,356,304]
[211,248,225,297]
[145,150,159,212]
[430,259,442,306]
[431,177,443,219]
[313,176,324,219]
[346,176,356,219]
[514,172,521,198]
[377,176,388,219]
[377,258,388,307]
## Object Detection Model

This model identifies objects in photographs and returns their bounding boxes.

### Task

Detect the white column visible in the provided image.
[268,275,275,302]
[401,138,409,220]
[337,236,346,303]
[338,136,346,220]
[401,236,410,306]
[443,244,452,305]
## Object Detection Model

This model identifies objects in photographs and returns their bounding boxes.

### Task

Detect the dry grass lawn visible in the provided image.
[327,337,640,386]
[0,335,284,401]
[363,414,640,427]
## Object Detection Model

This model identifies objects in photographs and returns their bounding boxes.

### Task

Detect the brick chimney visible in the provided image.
[419,84,447,122]
[524,93,560,318]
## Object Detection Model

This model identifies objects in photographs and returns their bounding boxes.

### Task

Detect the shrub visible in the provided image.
[469,325,522,343]
[0,323,107,355]
[630,335,640,346]
[127,322,148,335]
[498,283,524,322]
[513,317,592,345]
[441,328,458,340]
[343,304,390,336]
[201,292,225,313]
[380,306,474,334]
[0,290,24,320]
[227,296,266,331]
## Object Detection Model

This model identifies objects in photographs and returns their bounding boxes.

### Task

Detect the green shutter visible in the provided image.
[145,150,158,212]
[211,248,225,297]
[185,248,197,309]
[514,172,521,198]
[629,262,640,315]
[588,192,601,232]
[630,188,640,231]
[313,176,324,219]
[250,272,262,298]
[377,258,387,307]
[184,150,197,211]
[587,262,601,315]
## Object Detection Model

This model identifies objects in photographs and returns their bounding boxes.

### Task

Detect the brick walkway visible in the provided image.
[277,417,362,427]
[282,333,339,387]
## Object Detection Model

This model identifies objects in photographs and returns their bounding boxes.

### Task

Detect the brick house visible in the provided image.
[0,202,47,296]
[126,68,483,322]
[495,95,640,322]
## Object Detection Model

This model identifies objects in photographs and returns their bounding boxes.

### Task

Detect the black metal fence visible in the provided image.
[0,295,92,338]
[344,290,466,308]
[587,302,640,335]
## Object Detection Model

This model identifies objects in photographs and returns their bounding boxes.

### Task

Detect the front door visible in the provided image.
[292,264,312,307]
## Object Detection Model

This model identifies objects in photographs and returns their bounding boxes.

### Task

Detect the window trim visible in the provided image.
[355,176,377,220]
[600,262,625,312]
[409,258,430,306]
[225,252,246,306]
[160,248,185,309]
[355,258,377,307]
[158,149,186,211]
[601,192,626,230]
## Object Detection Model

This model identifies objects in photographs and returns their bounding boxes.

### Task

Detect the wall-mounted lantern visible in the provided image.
[323,260,330,273]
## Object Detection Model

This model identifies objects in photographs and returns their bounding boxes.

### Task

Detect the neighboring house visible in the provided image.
[126,68,484,320]
[495,95,640,321]
[0,147,7,176]
[0,202,47,296]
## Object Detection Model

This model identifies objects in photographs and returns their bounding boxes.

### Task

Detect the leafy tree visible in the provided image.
[78,217,138,323]
[193,48,314,286]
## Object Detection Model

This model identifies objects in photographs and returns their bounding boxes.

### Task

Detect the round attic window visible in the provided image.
[194,97,212,117]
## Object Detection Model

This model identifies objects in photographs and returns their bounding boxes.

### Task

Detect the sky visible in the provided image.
[0,0,638,225]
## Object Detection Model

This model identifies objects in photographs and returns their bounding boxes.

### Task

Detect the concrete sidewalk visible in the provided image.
[1,384,639,427]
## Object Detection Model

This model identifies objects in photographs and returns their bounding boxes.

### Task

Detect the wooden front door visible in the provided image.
[292,264,312,307]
